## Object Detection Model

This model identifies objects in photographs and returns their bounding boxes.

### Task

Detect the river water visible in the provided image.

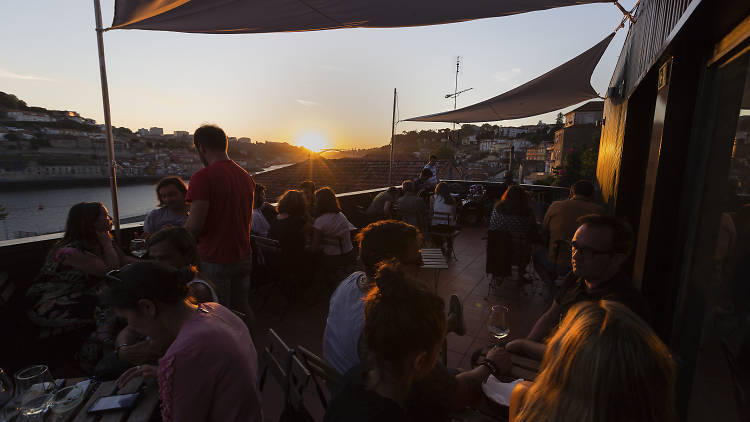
[0,163,292,240]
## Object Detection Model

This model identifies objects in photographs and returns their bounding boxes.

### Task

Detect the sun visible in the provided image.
[295,132,329,152]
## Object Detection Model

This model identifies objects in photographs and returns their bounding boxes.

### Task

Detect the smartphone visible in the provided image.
[87,392,140,413]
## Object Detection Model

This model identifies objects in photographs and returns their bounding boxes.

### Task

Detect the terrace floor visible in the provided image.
[251,225,554,420]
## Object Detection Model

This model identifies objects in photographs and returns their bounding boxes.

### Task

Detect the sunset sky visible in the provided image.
[1,1,635,150]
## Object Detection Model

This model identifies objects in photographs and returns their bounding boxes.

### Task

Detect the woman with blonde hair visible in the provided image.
[510,300,675,422]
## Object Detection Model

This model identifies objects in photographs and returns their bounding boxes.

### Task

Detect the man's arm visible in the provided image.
[526,300,561,342]
[505,301,561,360]
[449,346,512,410]
[185,200,209,237]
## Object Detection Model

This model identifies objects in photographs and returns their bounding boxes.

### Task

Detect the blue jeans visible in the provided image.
[200,257,254,326]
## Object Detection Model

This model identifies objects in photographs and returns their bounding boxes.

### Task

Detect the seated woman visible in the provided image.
[108,262,262,422]
[311,187,356,285]
[25,202,134,370]
[269,190,311,281]
[488,185,540,284]
[110,227,219,372]
[510,300,676,422]
[142,177,189,236]
[324,261,446,422]
[430,182,457,256]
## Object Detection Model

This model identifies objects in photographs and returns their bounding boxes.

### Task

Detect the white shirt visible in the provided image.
[323,271,368,374]
[432,195,456,226]
[250,208,270,237]
[313,212,355,256]
[424,163,438,185]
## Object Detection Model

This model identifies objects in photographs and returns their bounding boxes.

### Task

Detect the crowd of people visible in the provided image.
[20,126,682,421]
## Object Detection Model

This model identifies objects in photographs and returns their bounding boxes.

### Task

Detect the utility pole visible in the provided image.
[389,88,397,186]
[444,57,472,146]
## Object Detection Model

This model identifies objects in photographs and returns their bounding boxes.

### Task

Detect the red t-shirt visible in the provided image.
[186,160,254,264]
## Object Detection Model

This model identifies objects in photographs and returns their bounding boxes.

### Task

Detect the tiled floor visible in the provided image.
[251,225,555,420]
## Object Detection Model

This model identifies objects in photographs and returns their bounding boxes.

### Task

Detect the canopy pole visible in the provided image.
[93,0,121,241]
[613,1,635,23]
[389,88,397,186]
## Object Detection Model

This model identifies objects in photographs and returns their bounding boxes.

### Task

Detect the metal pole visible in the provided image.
[389,88,397,186]
[93,0,121,241]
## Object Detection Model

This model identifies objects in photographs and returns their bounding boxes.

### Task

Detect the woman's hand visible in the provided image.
[116,364,157,389]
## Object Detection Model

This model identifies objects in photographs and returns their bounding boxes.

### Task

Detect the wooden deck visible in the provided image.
[252,225,555,420]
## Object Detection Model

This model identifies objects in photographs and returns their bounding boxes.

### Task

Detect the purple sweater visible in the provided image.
[158,303,262,422]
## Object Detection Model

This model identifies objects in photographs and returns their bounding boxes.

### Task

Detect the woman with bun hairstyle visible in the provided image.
[104,262,262,422]
[510,300,676,422]
[324,260,446,422]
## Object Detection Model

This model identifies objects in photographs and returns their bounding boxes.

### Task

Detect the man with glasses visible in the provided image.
[506,214,650,361]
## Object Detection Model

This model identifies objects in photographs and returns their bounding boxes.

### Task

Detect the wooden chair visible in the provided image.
[259,329,312,417]
[296,345,344,410]
[427,211,460,260]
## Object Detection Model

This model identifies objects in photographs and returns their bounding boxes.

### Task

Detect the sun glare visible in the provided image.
[295,132,329,152]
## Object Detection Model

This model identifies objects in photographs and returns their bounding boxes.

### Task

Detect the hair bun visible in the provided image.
[175,266,196,285]
[373,259,413,301]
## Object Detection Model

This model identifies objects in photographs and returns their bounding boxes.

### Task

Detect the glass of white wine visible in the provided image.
[130,239,147,258]
[487,305,510,344]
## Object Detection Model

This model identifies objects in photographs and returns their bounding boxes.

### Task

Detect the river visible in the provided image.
[0,163,292,240]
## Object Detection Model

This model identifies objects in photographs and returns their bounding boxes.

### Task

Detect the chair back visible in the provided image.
[296,345,344,409]
[251,235,282,255]
[259,329,311,412]
[431,211,453,226]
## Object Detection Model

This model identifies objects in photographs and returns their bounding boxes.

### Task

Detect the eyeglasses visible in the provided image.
[571,241,614,258]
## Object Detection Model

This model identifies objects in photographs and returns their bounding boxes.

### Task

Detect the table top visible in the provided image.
[421,248,449,269]
[3,377,159,422]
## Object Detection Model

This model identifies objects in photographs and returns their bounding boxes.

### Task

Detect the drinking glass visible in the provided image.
[13,365,55,416]
[130,239,147,258]
[0,369,12,409]
[487,305,510,344]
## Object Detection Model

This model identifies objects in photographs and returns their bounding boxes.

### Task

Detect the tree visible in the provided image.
[430,143,455,160]
[555,112,564,125]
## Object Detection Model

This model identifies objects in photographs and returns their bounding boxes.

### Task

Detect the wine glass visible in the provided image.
[130,239,147,258]
[487,305,510,344]
[13,365,55,417]
[0,369,13,412]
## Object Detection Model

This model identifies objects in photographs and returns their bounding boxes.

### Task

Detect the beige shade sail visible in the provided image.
[407,32,615,124]
[109,0,610,33]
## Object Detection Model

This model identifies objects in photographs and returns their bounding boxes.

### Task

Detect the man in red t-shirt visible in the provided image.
[185,124,255,330]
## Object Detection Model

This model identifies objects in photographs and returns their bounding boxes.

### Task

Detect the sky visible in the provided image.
[0,1,636,150]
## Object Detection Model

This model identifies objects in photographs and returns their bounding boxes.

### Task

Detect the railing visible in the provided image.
[0,182,566,370]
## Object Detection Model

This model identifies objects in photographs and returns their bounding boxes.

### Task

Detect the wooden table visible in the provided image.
[421,248,449,291]
[3,377,159,422]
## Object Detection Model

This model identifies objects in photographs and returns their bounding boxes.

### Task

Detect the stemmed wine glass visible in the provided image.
[13,365,55,418]
[487,305,510,344]
[0,369,13,418]
[130,238,147,258]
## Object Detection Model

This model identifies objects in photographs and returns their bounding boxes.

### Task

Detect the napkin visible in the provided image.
[481,376,524,407]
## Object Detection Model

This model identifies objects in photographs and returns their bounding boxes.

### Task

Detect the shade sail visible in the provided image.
[407,32,615,124]
[109,0,610,33]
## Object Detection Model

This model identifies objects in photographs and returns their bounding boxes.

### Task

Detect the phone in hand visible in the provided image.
[87,392,140,413]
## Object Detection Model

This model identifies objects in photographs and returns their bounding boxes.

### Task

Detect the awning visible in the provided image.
[109,0,610,33]
[407,32,615,124]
